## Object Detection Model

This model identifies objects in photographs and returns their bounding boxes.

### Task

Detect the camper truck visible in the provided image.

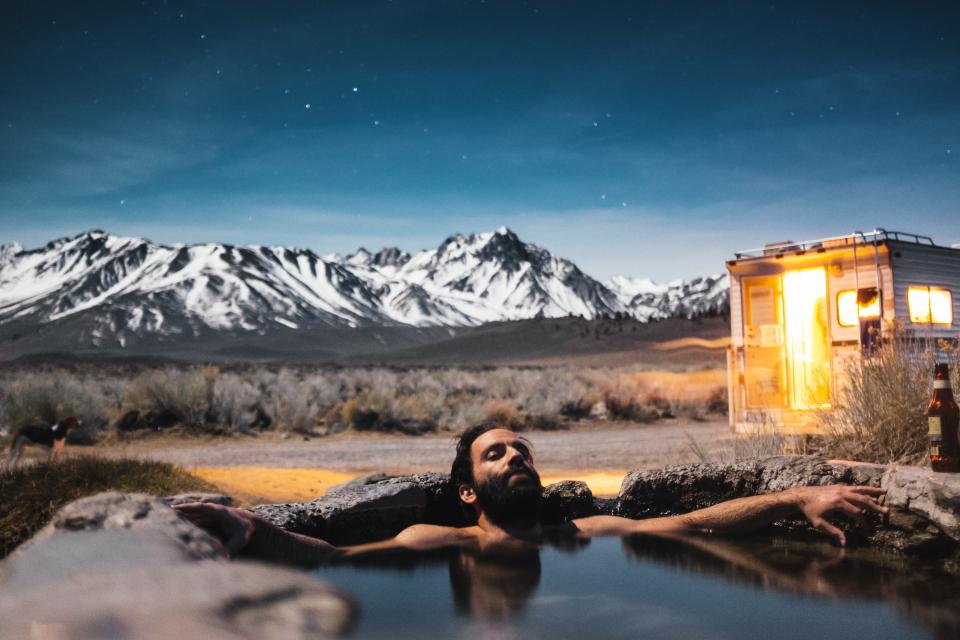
[726,229,960,434]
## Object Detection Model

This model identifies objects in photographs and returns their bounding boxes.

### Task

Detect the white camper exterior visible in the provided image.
[726,229,960,434]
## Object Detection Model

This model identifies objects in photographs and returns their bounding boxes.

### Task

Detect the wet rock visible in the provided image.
[326,472,394,496]
[0,492,355,639]
[617,456,960,555]
[256,473,614,540]
[540,480,597,524]
[16,491,223,560]
[163,492,234,507]
[252,472,461,544]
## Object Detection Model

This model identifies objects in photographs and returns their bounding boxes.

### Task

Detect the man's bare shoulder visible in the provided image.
[337,523,482,558]
[396,523,482,548]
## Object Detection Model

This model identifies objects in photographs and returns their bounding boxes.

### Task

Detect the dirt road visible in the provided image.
[99,419,731,475]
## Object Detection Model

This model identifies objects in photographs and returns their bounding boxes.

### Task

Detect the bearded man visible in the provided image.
[174,423,888,563]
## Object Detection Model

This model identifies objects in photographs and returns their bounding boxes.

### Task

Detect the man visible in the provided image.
[174,423,888,564]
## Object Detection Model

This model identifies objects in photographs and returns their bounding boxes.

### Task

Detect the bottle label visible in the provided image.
[931,445,941,457]
[929,416,942,435]
[934,380,948,389]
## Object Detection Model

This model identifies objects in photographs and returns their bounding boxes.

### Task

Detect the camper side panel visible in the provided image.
[826,253,894,343]
[889,243,960,339]
[730,274,744,347]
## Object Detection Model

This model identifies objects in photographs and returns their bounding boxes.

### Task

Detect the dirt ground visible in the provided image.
[83,419,731,503]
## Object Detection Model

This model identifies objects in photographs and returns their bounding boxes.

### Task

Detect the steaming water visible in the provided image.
[314,535,959,639]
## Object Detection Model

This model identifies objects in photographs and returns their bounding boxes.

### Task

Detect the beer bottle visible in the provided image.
[928,362,960,473]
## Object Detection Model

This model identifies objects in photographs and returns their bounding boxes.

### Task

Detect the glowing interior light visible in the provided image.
[908,287,931,323]
[929,287,953,324]
[909,286,953,325]
[783,268,831,409]
[838,289,881,327]
[837,290,858,327]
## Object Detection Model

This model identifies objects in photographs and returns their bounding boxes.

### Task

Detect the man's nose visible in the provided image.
[506,447,526,466]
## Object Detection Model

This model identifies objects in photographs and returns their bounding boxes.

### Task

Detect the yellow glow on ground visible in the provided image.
[189,467,356,504]
[627,369,727,403]
[190,466,628,505]
[539,470,628,497]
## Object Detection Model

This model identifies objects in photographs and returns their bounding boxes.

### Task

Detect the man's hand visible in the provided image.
[173,502,257,557]
[785,484,888,547]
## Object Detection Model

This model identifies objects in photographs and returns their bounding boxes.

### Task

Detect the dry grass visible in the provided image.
[0,364,729,440]
[0,456,216,558]
[817,332,960,465]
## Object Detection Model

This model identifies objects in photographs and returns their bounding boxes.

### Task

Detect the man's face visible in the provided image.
[467,429,543,526]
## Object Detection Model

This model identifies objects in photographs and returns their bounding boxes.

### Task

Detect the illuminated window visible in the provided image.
[908,286,953,325]
[837,288,881,327]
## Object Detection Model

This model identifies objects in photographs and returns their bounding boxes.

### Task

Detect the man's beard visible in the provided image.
[473,467,543,528]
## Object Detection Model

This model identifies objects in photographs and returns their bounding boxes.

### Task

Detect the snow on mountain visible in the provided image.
[0,228,729,346]
[607,273,729,321]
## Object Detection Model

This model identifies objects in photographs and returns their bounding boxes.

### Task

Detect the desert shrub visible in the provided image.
[125,366,217,431]
[0,371,105,442]
[260,371,323,434]
[211,373,268,431]
[818,334,958,465]
[686,416,805,464]
[604,393,659,422]
[337,388,437,434]
[0,456,216,558]
[484,399,528,430]
[705,386,728,415]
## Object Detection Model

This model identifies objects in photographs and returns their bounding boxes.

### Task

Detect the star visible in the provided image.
[352,87,359,92]
[304,103,311,109]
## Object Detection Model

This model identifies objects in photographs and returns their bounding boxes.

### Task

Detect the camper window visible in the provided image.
[907,286,953,325]
[837,288,880,327]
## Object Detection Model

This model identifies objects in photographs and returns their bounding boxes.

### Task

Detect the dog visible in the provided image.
[6,416,82,466]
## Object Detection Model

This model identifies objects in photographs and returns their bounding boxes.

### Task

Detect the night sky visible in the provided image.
[2,1,959,280]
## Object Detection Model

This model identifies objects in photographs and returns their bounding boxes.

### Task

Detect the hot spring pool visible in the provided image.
[313,534,959,639]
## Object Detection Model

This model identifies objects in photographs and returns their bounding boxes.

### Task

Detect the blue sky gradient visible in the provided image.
[2,1,958,280]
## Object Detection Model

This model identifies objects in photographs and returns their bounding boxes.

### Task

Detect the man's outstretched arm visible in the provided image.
[572,484,888,546]
[173,503,467,565]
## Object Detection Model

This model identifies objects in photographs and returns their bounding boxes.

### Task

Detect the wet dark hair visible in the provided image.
[450,422,501,493]
[450,422,540,523]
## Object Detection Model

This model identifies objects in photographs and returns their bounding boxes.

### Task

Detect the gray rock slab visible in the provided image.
[251,472,605,542]
[163,492,234,507]
[617,456,960,555]
[541,480,597,523]
[252,471,459,544]
[0,492,356,639]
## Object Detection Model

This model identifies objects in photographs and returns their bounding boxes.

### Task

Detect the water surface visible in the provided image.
[314,534,960,639]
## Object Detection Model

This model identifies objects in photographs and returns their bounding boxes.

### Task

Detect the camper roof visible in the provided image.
[733,229,937,260]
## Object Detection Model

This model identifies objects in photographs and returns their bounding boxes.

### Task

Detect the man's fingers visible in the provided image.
[224,519,253,556]
[847,486,886,497]
[834,500,871,530]
[844,493,888,514]
[811,517,846,547]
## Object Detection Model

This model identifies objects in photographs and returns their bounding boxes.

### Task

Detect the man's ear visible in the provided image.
[459,483,477,505]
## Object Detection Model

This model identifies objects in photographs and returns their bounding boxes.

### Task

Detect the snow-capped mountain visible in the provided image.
[0,228,728,348]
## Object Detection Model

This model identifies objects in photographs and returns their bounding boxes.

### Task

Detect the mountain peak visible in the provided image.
[371,246,410,268]
[0,229,729,345]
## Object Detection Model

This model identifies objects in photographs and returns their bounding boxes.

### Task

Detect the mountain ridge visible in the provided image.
[0,228,729,350]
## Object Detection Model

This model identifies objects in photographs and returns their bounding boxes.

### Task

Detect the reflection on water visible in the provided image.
[315,534,960,640]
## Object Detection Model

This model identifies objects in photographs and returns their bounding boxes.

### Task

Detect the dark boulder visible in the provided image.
[618,456,960,556]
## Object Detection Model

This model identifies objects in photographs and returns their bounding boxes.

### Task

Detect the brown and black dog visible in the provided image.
[6,416,82,466]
